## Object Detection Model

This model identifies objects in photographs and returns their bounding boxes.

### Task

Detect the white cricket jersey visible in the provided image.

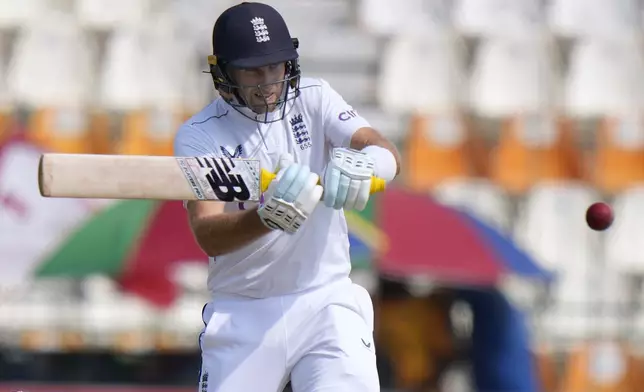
[173,77,371,298]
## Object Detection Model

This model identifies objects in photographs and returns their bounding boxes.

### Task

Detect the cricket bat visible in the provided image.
[38,153,386,202]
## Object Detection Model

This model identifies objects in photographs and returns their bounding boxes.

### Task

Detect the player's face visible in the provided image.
[231,63,287,114]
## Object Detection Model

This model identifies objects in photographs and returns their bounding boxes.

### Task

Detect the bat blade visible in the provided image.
[38,153,263,202]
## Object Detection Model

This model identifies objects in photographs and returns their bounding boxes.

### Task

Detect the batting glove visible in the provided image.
[257,156,323,234]
[323,147,375,211]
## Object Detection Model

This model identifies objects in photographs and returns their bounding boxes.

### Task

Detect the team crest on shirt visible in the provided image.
[289,113,312,150]
[220,145,243,159]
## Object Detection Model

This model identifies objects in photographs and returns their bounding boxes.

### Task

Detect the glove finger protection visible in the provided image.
[295,173,324,217]
[274,163,310,203]
[284,164,311,203]
[277,153,295,171]
[333,173,351,210]
[323,163,342,208]
[258,163,321,234]
[323,147,375,211]
[343,174,362,211]
[354,177,372,211]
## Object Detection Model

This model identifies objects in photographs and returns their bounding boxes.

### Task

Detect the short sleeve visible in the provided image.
[320,79,371,148]
[172,124,220,208]
[173,124,220,158]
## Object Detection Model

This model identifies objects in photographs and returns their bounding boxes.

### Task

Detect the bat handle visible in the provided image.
[260,169,386,195]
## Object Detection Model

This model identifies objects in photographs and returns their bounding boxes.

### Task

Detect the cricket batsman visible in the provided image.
[173,2,400,391]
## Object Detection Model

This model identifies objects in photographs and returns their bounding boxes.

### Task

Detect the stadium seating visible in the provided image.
[469,33,562,118]
[432,178,511,232]
[515,182,600,272]
[606,188,644,343]
[81,275,158,353]
[98,27,148,112]
[350,106,408,141]
[533,346,561,392]
[357,0,452,37]
[168,0,238,56]
[7,12,96,152]
[156,263,209,351]
[80,275,126,349]
[565,36,644,118]
[0,0,49,29]
[111,294,158,354]
[515,183,601,341]
[268,0,351,32]
[7,12,96,107]
[75,0,154,30]
[156,293,206,351]
[378,33,467,115]
[296,27,380,71]
[5,1,644,387]
[590,115,644,194]
[608,187,644,274]
[116,109,189,156]
[453,0,544,38]
[548,0,641,39]
[403,112,483,190]
[98,17,206,155]
[559,341,638,392]
[17,278,77,351]
[490,114,581,194]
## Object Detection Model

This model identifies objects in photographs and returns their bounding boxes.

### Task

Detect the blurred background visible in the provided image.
[2,0,644,391]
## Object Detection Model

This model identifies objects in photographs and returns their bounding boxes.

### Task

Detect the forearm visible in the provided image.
[350,127,401,176]
[191,207,272,257]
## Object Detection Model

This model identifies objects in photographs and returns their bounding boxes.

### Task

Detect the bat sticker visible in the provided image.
[176,157,261,202]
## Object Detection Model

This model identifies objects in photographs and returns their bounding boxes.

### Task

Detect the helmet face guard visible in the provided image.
[207,39,301,123]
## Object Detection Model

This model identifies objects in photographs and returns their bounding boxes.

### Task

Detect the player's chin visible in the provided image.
[250,102,279,114]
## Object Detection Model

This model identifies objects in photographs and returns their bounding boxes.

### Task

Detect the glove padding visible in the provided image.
[257,156,323,234]
[323,147,375,211]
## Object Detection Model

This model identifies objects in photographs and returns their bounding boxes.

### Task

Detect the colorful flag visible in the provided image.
[345,194,388,270]
[0,138,94,293]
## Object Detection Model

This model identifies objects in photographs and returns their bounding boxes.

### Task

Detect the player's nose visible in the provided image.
[257,83,278,97]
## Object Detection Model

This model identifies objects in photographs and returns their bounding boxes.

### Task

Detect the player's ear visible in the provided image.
[218,89,233,100]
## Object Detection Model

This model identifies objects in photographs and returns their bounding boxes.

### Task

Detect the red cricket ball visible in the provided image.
[586,202,614,231]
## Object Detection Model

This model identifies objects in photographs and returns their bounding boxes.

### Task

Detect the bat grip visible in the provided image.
[260,169,386,195]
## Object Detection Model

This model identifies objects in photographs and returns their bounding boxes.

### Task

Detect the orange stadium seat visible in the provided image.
[533,346,561,392]
[60,330,85,352]
[84,110,116,155]
[115,109,190,156]
[404,112,487,191]
[113,330,150,353]
[559,341,638,392]
[490,114,581,194]
[590,116,644,194]
[26,108,94,153]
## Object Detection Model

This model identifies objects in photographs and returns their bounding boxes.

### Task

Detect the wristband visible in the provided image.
[361,145,397,182]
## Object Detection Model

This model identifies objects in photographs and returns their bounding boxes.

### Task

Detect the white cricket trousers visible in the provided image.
[197,278,379,392]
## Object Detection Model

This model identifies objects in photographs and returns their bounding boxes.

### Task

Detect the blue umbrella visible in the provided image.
[456,210,554,281]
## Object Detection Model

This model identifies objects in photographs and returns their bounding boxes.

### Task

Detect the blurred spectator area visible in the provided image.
[4,0,644,390]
